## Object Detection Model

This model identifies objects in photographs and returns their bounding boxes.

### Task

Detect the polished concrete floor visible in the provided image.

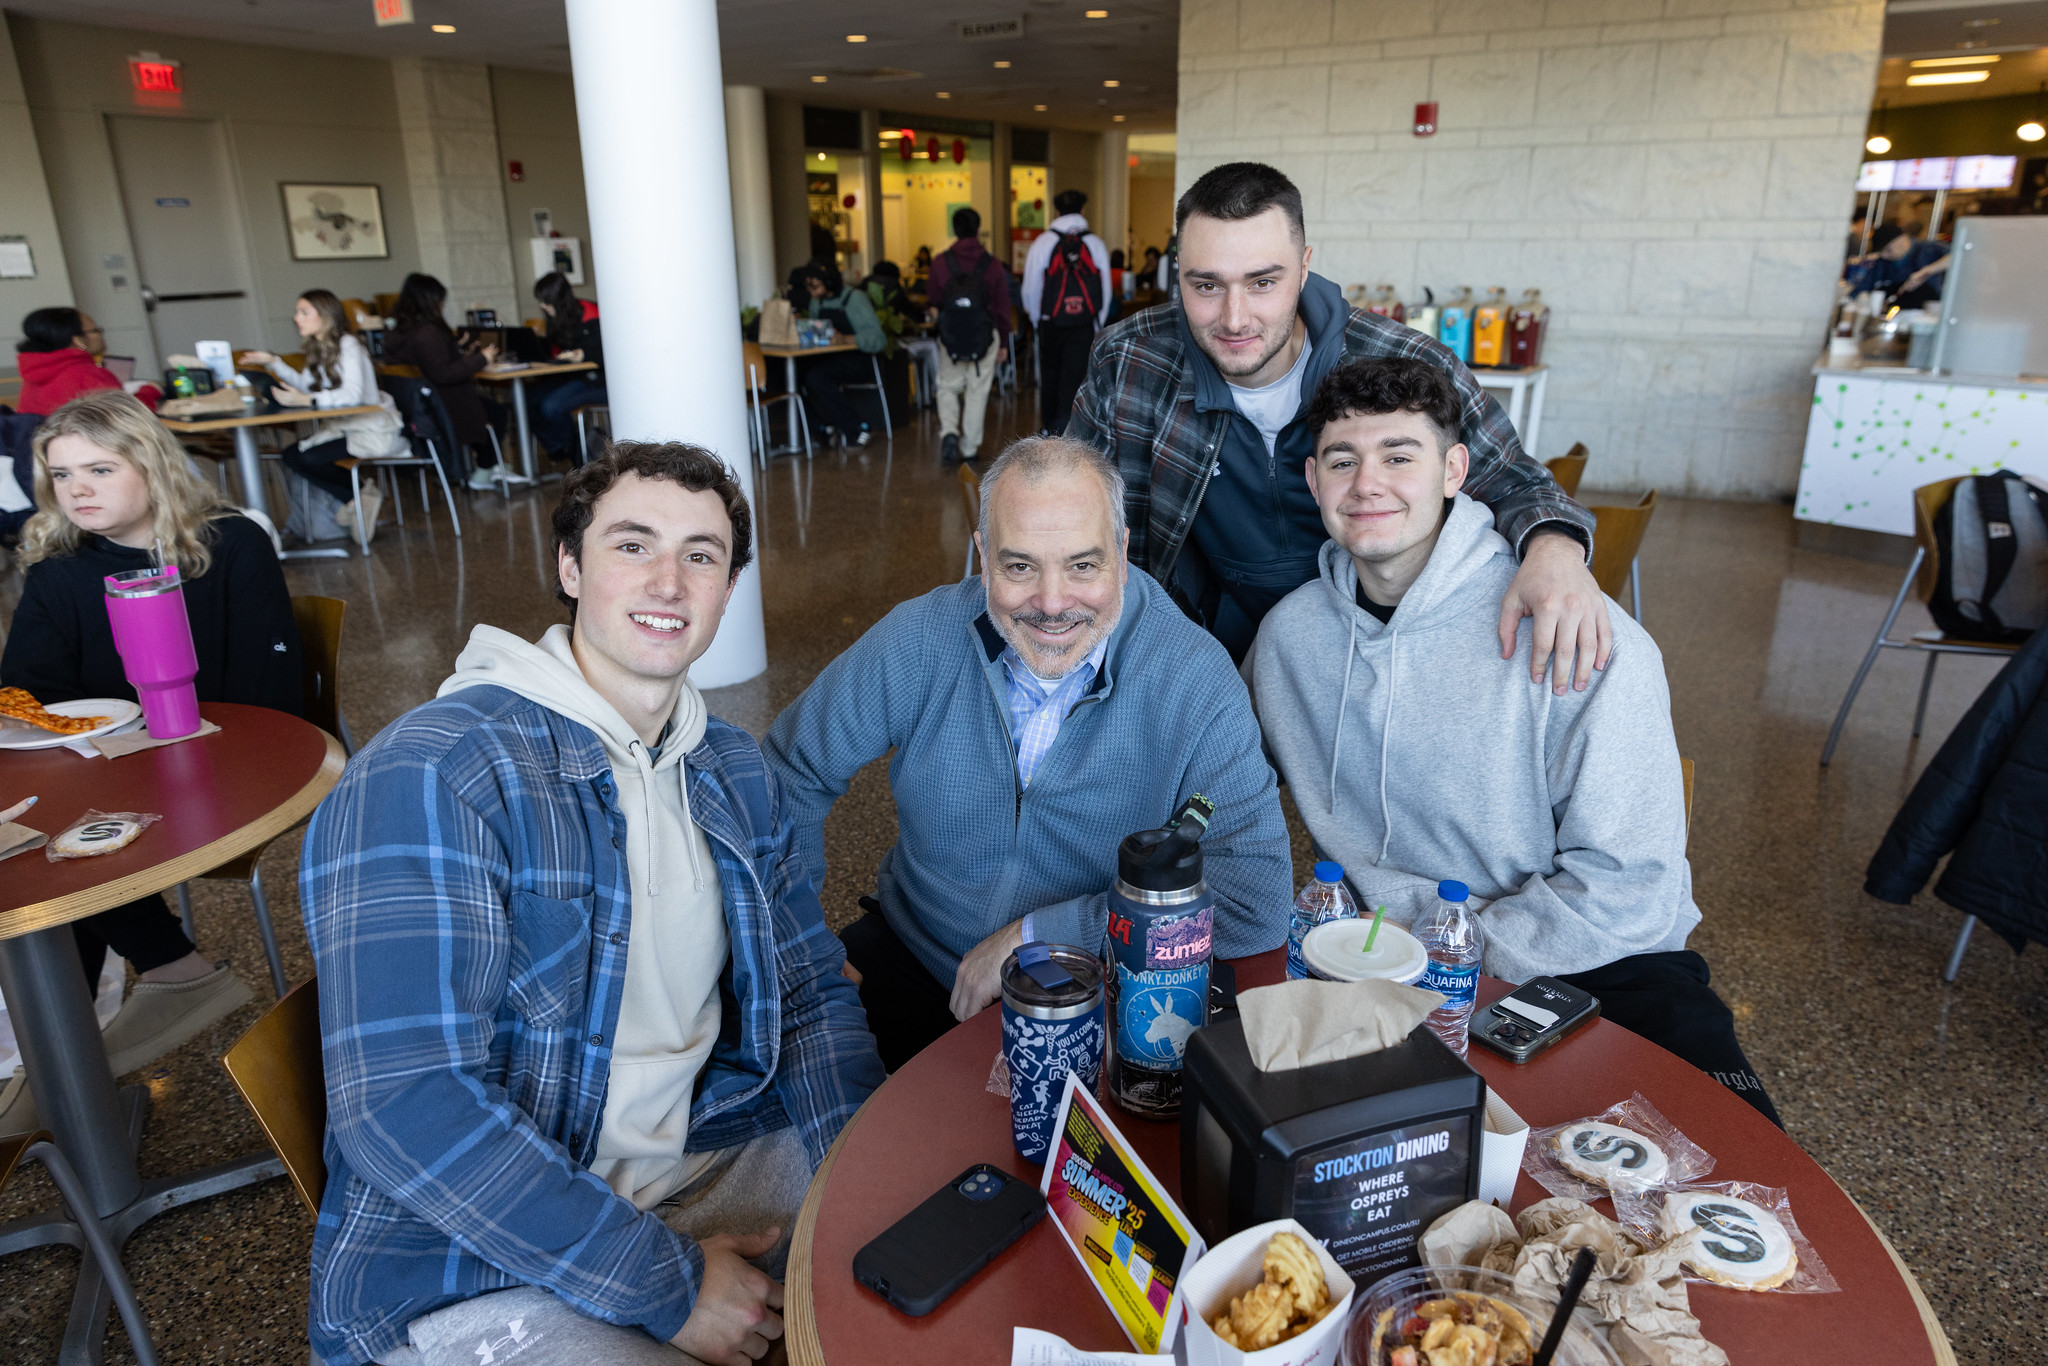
[1,384,2041,1364]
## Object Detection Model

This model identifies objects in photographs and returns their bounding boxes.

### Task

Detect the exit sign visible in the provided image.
[374,0,415,25]
[128,52,180,93]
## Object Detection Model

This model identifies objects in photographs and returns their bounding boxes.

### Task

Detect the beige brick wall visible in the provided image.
[1176,0,1886,499]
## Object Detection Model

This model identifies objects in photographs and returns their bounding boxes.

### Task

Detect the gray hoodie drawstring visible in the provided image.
[1330,613,1357,817]
[1378,630,1397,864]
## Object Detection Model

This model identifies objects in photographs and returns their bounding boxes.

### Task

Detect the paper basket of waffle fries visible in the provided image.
[0,689,140,751]
[1345,1265,1621,1366]
[1181,1220,1354,1366]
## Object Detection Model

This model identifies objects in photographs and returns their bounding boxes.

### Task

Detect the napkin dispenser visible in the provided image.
[1179,1015,1484,1290]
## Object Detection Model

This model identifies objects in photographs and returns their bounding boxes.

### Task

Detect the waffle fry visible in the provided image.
[1211,1231,1332,1350]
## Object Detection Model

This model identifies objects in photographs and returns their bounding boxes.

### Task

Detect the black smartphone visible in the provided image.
[1471,976,1600,1063]
[851,1163,1046,1316]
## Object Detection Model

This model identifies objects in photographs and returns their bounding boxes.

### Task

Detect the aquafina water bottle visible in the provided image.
[1416,879,1484,1056]
[1285,861,1358,980]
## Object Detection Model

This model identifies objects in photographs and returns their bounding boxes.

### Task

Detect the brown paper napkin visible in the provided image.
[0,821,47,862]
[1237,978,1444,1072]
[1421,1198,1729,1366]
[93,719,220,758]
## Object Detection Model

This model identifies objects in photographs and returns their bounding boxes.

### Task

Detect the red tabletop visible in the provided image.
[0,703,346,940]
[791,952,1944,1366]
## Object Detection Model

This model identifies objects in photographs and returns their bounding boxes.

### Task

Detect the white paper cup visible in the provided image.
[1180,1218,1355,1366]
[1302,920,1427,986]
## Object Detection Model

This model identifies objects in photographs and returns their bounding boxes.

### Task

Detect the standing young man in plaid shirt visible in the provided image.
[1067,162,1613,685]
[765,436,1291,1072]
[300,443,882,1366]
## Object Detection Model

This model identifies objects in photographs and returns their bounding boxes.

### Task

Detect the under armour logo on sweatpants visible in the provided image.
[474,1318,537,1364]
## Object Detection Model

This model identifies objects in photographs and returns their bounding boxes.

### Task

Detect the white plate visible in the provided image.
[0,699,144,750]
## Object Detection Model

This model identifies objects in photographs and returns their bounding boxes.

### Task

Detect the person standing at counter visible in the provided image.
[530,271,606,467]
[1847,224,1950,310]
[765,436,1291,1071]
[14,307,160,414]
[1065,161,1609,685]
[0,390,300,1129]
[1246,358,1778,1123]
[381,272,506,491]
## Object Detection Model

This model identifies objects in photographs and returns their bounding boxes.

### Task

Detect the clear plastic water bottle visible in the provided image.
[1286,861,1359,980]
[1416,879,1484,1056]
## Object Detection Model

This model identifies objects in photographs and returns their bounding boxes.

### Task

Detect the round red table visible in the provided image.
[0,703,345,1365]
[787,952,1951,1366]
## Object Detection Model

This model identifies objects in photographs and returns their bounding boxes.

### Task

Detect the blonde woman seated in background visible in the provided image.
[243,287,409,542]
[0,390,304,1132]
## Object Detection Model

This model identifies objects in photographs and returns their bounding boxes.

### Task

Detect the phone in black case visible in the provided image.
[1472,976,1600,1063]
[851,1163,1046,1316]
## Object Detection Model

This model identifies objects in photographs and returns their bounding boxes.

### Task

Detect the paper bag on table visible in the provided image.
[1236,978,1443,1072]
[0,821,47,862]
[757,298,798,347]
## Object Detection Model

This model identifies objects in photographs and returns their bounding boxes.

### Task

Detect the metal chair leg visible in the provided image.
[431,454,462,537]
[1943,915,1977,982]
[174,883,195,941]
[338,710,357,757]
[385,468,405,528]
[1912,651,1939,738]
[246,864,288,998]
[871,355,893,439]
[486,428,510,498]
[349,466,370,555]
[1822,548,1924,766]
[1630,554,1643,623]
[26,1141,161,1366]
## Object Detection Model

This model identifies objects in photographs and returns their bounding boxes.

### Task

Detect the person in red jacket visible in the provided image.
[14,307,161,415]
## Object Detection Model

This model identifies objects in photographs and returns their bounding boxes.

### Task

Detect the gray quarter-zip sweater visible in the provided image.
[1246,496,1699,983]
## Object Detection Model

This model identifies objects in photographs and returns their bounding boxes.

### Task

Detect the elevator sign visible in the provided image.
[959,15,1024,40]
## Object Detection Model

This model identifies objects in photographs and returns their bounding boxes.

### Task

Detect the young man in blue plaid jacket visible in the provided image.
[300,442,883,1366]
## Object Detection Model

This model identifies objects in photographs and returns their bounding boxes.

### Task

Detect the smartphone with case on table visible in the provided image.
[851,1163,1046,1316]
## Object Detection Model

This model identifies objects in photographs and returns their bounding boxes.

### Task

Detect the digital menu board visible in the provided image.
[1855,156,2017,192]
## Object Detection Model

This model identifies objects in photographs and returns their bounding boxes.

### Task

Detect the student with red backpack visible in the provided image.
[925,208,1012,465]
[1021,189,1112,435]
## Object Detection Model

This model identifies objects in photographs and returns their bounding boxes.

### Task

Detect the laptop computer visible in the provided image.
[499,326,553,364]
[102,355,136,384]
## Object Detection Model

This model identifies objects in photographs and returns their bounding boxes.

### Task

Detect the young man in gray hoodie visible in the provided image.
[1247,358,1778,1124]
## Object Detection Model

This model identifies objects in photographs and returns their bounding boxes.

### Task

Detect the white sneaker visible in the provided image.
[468,466,497,491]
[337,483,384,541]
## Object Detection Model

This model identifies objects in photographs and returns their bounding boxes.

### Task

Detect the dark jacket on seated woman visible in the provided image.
[0,512,302,718]
[555,316,603,373]
[382,320,495,449]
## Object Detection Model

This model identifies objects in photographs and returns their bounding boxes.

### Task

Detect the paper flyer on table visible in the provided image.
[1037,1072,1203,1355]
[1011,1326,1173,1365]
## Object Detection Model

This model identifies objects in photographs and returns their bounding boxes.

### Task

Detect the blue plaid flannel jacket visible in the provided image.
[299,685,884,1365]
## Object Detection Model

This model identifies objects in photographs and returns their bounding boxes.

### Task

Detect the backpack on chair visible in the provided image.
[934,249,997,363]
[1930,471,2048,642]
[1041,230,1103,327]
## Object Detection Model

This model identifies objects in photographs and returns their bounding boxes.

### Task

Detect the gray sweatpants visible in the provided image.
[377,1126,811,1366]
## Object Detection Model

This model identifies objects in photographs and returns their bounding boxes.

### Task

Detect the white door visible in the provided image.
[106,116,263,370]
[882,193,908,268]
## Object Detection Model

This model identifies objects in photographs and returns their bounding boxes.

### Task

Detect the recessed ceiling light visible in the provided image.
[431,23,455,33]
[1907,71,1990,86]
[1113,114,1125,122]
[846,33,867,43]
[994,60,1011,68]
[811,75,828,83]
[1034,103,1047,111]
[1865,134,1891,154]
[1103,79,1119,88]
[1086,8,1109,16]
[2019,119,2045,142]
[1909,54,1998,68]
[937,91,951,99]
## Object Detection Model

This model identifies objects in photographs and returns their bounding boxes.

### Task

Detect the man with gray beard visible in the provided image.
[766,436,1290,1070]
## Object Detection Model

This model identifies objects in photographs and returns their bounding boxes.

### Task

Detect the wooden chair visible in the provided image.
[745,340,810,460]
[1590,490,1657,622]
[958,462,983,580]
[219,977,326,1218]
[1546,443,1588,500]
[372,292,400,317]
[0,1131,161,1363]
[1818,478,2024,982]
[176,596,352,998]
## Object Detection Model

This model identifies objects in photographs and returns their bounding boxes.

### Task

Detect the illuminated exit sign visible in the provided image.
[128,52,180,94]
[374,0,415,25]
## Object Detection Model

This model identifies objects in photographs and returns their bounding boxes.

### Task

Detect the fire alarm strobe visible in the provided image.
[1414,101,1438,137]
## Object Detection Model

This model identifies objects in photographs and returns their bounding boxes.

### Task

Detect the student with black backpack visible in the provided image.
[925,208,1012,465]
[1021,189,1111,435]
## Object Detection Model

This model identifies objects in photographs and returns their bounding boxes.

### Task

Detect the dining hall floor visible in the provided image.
[1,383,2041,1364]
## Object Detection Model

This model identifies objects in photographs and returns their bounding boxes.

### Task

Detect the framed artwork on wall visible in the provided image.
[280,183,388,260]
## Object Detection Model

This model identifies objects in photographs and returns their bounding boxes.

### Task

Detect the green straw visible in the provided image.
[1363,905,1387,952]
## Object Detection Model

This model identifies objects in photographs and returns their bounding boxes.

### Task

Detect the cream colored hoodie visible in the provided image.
[440,624,729,1210]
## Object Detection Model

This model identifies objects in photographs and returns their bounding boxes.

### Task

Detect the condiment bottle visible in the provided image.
[1507,289,1550,368]
[1437,287,1474,362]
[1471,287,1509,367]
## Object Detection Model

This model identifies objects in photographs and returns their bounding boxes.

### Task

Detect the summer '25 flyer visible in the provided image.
[1037,1073,1203,1354]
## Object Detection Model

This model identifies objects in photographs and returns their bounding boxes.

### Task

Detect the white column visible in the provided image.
[725,85,777,310]
[567,0,765,687]
[1098,128,1130,264]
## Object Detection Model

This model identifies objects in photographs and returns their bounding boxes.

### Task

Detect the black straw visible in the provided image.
[1529,1246,1598,1366]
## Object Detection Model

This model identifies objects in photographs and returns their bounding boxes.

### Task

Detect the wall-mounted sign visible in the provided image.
[1414,101,1438,137]
[1856,155,2017,191]
[128,52,180,96]
[0,237,35,280]
[374,0,414,26]
[959,15,1024,40]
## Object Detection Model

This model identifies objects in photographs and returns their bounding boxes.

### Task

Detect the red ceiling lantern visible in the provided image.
[842,193,857,209]
[926,135,941,162]
[898,131,914,162]
[951,138,966,165]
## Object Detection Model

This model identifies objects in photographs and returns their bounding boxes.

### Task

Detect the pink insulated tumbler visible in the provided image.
[104,566,203,739]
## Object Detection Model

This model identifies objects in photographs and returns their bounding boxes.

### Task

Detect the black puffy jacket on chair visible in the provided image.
[1865,624,2048,952]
